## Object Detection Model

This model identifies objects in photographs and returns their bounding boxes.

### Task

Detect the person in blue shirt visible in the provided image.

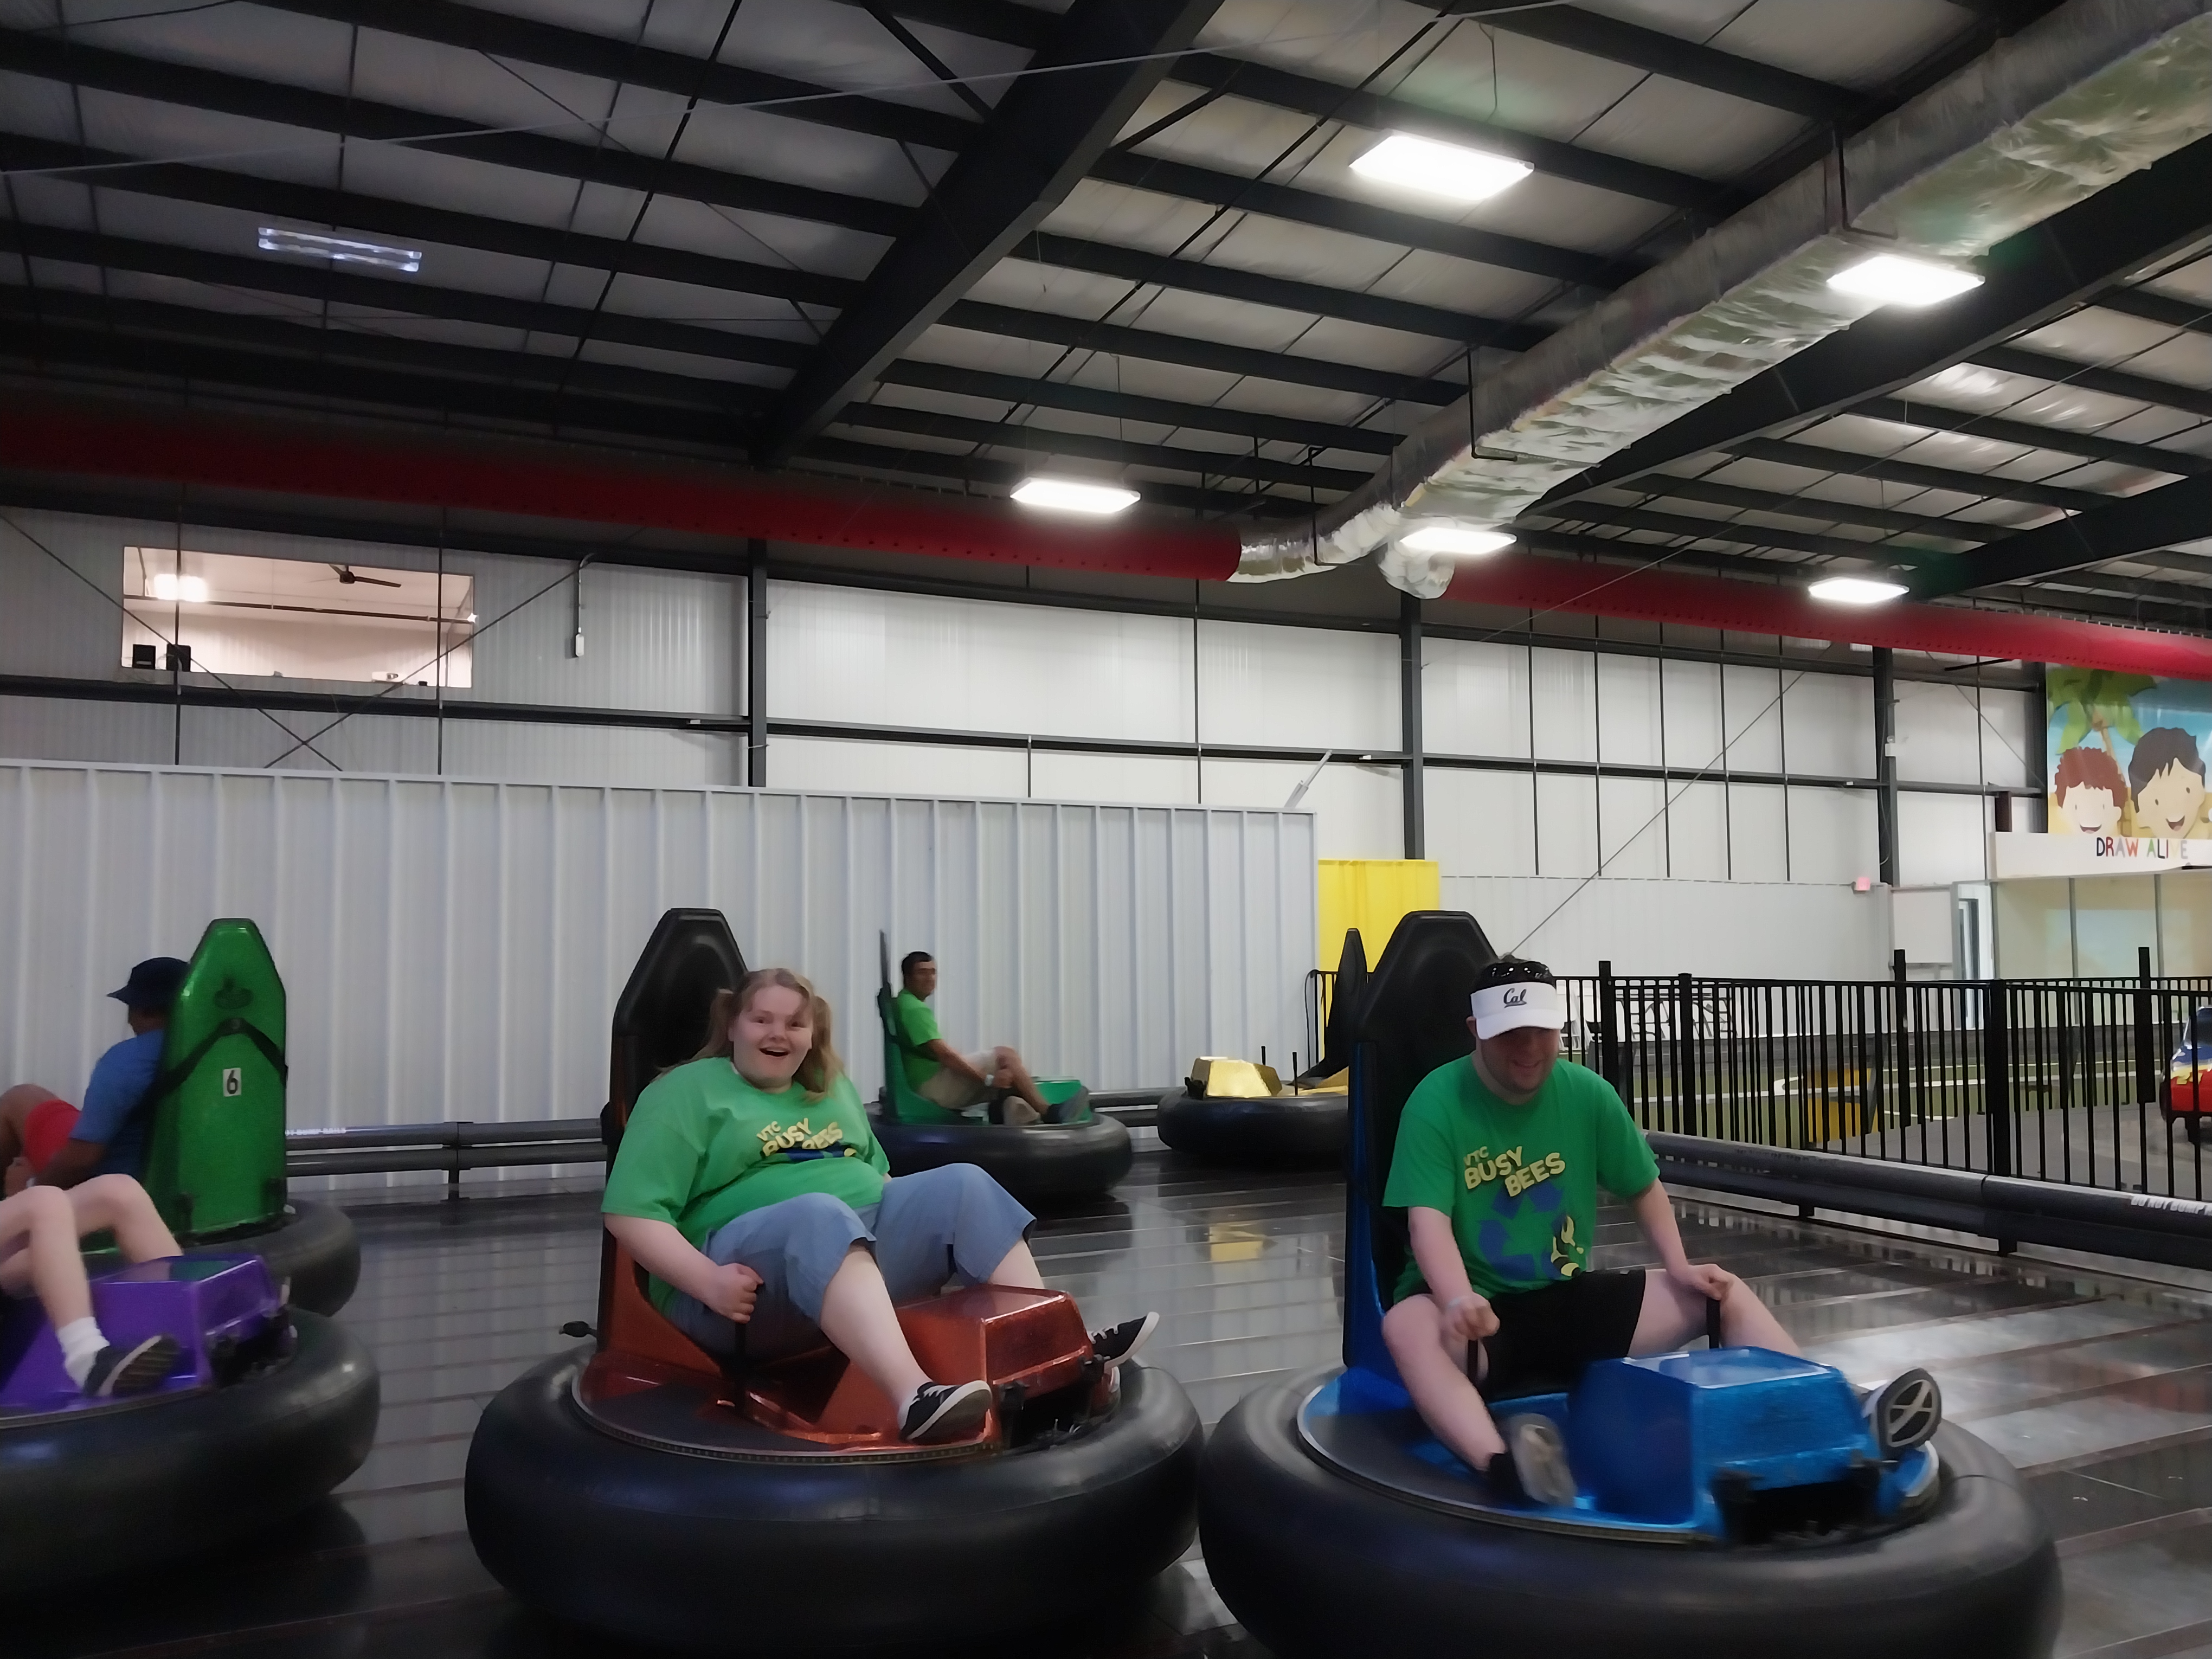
[1,956,188,1193]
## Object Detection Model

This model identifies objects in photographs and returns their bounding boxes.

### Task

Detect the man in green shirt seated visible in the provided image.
[893,951,1059,1126]
[1380,957,1799,1507]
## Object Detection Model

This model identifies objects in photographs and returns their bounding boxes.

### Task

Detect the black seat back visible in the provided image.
[1298,928,1369,1084]
[1342,911,1497,1374]
[608,909,750,1134]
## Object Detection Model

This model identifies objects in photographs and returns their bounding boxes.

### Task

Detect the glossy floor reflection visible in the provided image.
[16,1152,2212,1658]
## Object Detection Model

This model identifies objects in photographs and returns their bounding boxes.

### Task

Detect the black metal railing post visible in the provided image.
[1674,970,1696,1136]
[1983,980,2012,1181]
[1598,959,1623,1094]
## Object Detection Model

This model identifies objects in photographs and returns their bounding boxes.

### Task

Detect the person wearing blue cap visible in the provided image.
[1,955,190,1193]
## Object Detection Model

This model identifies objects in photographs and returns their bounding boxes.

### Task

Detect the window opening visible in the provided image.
[123,548,475,687]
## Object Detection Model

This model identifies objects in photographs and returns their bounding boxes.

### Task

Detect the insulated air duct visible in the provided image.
[1236,0,2212,595]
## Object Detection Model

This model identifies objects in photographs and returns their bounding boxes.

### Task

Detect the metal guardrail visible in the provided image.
[282,1090,1175,1181]
[1653,1130,2212,1272]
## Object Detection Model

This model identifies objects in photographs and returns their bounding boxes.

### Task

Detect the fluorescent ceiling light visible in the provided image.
[1400,525,1515,557]
[1809,576,1908,606]
[1827,253,1982,308]
[1350,133,1532,203]
[147,573,209,603]
[1011,477,1139,515]
[258,226,423,274]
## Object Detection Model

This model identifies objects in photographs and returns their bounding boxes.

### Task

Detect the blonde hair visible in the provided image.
[695,968,844,1099]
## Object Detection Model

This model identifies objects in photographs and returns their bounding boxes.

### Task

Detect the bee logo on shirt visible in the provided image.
[1464,1146,1567,1196]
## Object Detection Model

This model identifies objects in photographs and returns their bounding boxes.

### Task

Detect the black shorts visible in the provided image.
[1465,1269,1649,1401]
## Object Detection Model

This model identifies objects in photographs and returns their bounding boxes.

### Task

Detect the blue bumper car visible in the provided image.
[1198,911,2060,1658]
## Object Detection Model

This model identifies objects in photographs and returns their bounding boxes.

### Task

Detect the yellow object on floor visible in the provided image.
[1317,859,1439,971]
[1188,1057,1282,1098]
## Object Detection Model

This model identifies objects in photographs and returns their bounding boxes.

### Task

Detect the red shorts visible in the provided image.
[22,1098,79,1174]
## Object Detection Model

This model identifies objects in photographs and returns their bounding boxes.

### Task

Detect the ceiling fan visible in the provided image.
[330,564,402,588]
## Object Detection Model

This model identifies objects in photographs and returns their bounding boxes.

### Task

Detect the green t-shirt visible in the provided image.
[1382,1055,1659,1303]
[602,1057,889,1310]
[892,989,943,1088]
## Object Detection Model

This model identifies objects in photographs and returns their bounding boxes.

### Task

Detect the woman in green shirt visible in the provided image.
[603,968,1155,1444]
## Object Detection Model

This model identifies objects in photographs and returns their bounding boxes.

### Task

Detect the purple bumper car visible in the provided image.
[0,1254,378,1595]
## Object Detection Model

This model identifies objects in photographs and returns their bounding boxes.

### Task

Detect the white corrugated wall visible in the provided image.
[0,761,1317,1130]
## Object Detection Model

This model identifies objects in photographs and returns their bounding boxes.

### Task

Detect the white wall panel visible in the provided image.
[1787,785,1879,884]
[1662,660,1724,770]
[1198,756,1399,859]
[0,512,123,678]
[1598,775,1668,877]
[1899,790,1989,886]
[1028,751,1199,805]
[1445,875,1892,978]
[769,583,1193,741]
[1426,767,1536,878]
[1597,655,1663,767]
[1722,665,1786,774]
[1666,781,1731,882]
[463,560,741,716]
[1894,680,1983,787]
[0,762,1317,1128]
[769,736,1028,797]
[1530,648,1596,762]
[1976,687,2035,791]
[1783,672,1874,780]
[1424,638,1531,760]
[1727,782,1791,883]
[1535,773,1598,876]
[1197,620,1396,751]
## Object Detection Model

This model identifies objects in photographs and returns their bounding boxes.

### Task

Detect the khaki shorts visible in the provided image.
[914,1051,999,1111]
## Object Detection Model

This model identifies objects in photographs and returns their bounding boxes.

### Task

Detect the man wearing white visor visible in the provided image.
[1381,957,1799,1506]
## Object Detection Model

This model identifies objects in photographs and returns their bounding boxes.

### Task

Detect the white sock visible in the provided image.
[58,1317,107,1387]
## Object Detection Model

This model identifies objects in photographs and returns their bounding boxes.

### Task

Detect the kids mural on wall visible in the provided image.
[2048,667,2212,839]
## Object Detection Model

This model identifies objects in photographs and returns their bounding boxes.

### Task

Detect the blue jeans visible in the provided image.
[663,1163,1035,1362]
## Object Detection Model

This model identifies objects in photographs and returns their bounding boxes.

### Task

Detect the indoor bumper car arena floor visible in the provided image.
[13,1146,2212,1659]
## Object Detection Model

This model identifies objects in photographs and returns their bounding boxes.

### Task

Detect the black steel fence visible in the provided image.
[1566,951,2212,1200]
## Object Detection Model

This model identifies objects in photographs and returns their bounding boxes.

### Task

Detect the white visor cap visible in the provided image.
[1471,979,1566,1040]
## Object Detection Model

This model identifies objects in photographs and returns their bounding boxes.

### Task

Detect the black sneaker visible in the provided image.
[901,1378,993,1444]
[1497,1413,1578,1508]
[1091,1311,1159,1370]
[83,1333,182,1398]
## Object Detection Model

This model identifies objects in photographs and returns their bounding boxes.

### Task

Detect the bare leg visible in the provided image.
[0,1084,57,1168]
[66,1175,180,1263]
[1630,1268,1799,1356]
[984,1238,1045,1290]
[991,1047,1049,1119]
[0,1187,95,1327]
[1382,1292,1505,1469]
[814,1243,930,1405]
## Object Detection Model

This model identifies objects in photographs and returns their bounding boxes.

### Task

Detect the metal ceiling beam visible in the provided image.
[1532,499,1947,566]
[0,287,774,419]
[1467,5,1860,120]
[254,0,978,151]
[4,318,756,451]
[1918,470,2212,596]
[0,133,860,311]
[1089,149,1635,288]
[1539,133,2212,503]
[0,28,914,240]
[833,402,1371,491]
[0,221,813,371]
[2095,286,2212,336]
[859,1,1056,50]
[1969,342,2212,423]
[1624,473,2005,540]
[1159,52,1740,215]
[1025,233,1544,347]
[1851,395,2212,477]
[876,359,1397,454]
[799,436,1298,518]
[937,299,1459,404]
[756,0,1224,461]
[1723,436,2106,512]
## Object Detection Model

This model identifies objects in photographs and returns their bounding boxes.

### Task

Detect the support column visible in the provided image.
[1401,590,1425,859]
[747,540,768,788]
[1873,645,1899,886]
